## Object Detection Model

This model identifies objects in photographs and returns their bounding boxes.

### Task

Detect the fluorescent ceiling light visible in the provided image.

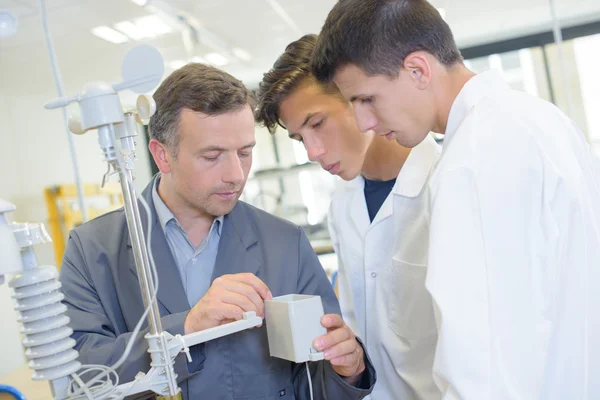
[192,56,207,63]
[114,15,172,41]
[232,48,251,61]
[114,21,145,41]
[91,26,129,44]
[130,0,149,5]
[168,60,187,70]
[205,52,229,66]
[136,15,171,36]
[0,10,18,38]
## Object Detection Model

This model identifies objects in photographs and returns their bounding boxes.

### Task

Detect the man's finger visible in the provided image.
[320,314,344,330]
[313,326,353,351]
[223,273,272,300]
[329,352,358,367]
[322,339,357,361]
[216,303,245,322]
[218,280,265,317]
[217,291,258,315]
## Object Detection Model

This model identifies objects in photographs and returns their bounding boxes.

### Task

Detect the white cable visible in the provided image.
[38,0,88,222]
[70,370,95,399]
[65,125,161,399]
[306,362,314,400]
[67,365,119,400]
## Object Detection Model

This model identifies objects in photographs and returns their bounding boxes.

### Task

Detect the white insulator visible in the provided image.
[98,125,117,162]
[9,265,81,381]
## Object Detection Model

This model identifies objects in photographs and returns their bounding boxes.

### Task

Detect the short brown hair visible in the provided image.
[149,63,253,156]
[311,0,462,83]
[255,34,341,134]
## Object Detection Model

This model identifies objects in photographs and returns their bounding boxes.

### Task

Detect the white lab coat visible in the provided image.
[328,135,442,400]
[426,70,600,399]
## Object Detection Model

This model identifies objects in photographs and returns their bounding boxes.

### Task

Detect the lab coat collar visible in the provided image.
[345,135,441,197]
[367,134,440,227]
[336,177,370,234]
[342,134,440,229]
[345,134,440,197]
[346,174,365,190]
[444,70,510,149]
[391,134,440,198]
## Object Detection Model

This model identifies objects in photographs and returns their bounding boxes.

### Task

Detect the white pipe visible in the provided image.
[38,0,88,222]
[265,0,303,36]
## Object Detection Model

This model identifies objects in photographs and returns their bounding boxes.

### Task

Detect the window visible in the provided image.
[464,28,600,155]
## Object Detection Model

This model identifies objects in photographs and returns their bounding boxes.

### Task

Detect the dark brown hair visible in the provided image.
[255,34,342,134]
[149,63,253,156]
[311,0,463,83]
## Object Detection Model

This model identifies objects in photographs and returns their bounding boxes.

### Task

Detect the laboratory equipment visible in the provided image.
[0,44,262,400]
[264,295,326,363]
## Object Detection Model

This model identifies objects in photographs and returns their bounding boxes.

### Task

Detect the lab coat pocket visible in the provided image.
[384,258,436,340]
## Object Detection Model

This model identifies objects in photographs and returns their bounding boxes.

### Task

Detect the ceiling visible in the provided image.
[1,0,600,89]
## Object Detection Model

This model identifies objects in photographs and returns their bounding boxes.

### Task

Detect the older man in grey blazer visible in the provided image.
[59,63,375,399]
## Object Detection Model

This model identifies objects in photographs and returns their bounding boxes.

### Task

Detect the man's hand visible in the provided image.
[184,273,272,334]
[313,314,365,385]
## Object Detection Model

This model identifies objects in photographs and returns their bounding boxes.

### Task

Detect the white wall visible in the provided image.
[0,283,25,377]
[0,90,26,375]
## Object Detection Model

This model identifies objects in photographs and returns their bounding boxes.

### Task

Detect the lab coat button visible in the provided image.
[371,272,377,278]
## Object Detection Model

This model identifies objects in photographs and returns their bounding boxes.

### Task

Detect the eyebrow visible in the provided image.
[288,112,318,138]
[240,142,256,150]
[198,142,256,153]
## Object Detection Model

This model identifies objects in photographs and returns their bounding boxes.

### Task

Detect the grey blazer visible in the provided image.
[59,178,375,400]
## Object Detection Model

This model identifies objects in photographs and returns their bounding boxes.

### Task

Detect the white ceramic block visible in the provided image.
[265,294,327,363]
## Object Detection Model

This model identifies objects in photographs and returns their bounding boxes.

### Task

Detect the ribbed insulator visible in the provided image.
[9,265,81,381]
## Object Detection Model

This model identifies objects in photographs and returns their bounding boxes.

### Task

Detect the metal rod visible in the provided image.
[38,0,88,223]
[541,45,557,104]
[105,122,178,396]
[117,165,163,335]
[101,122,162,336]
[548,0,574,119]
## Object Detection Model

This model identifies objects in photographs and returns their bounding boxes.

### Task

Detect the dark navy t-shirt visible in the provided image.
[364,177,396,222]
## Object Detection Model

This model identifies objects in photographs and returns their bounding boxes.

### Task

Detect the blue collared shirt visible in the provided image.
[152,177,223,307]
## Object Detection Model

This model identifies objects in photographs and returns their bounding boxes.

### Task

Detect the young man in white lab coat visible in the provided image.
[311,0,600,399]
[255,34,442,400]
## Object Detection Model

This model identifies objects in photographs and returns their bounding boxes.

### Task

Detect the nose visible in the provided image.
[222,154,245,185]
[353,103,378,134]
[304,135,326,162]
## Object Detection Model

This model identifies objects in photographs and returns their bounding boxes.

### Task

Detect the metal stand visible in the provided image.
[37,45,263,399]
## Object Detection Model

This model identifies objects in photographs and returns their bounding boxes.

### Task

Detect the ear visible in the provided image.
[148,139,173,174]
[403,52,432,90]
